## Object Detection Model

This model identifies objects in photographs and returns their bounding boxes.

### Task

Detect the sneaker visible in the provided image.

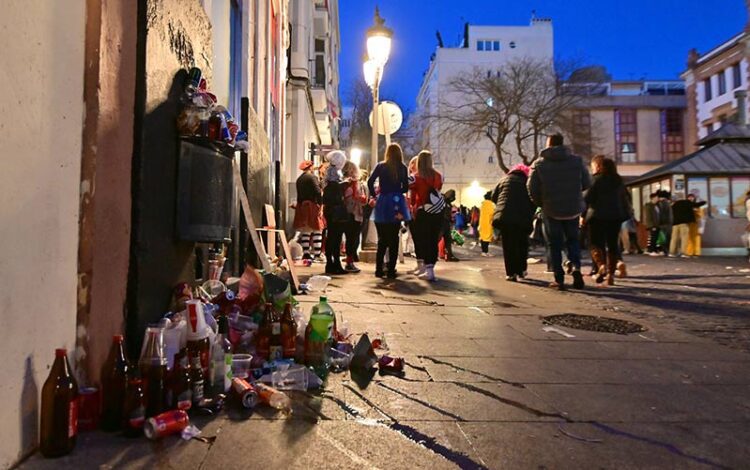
[447,255,460,262]
[386,270,398,279]
[375,270,385,278]
[345,262,361,273]
[564,261,574,275]
[505,275,518,282]
[571,271,585,290]
[519,271,527,279]
[647,252,661,257]
[668,254,678,258]
[549,281,566,291]
[680,254,691,258]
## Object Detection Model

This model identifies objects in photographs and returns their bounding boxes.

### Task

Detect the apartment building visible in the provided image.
[567,80,689,177]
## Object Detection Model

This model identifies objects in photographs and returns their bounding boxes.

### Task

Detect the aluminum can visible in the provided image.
[77,387,101,432]
[231,378,259,409]
[143,410,189,440]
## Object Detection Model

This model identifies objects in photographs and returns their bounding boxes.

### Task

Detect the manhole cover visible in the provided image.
[543,314,646,335]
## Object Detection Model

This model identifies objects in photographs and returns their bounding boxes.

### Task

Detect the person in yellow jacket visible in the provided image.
[686,195,706,256]
[478,191,495,257]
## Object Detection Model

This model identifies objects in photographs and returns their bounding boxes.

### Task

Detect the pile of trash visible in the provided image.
[176,67,248,152]
[38,264,403,457]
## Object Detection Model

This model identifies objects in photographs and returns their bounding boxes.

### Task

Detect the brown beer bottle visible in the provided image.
[257,302,282,361]
[121,378,145,438]
[169,350,192,411]
[139,326,167,417]
[40,349,79,457]
[280,302,297,359]
[100,335,129,431]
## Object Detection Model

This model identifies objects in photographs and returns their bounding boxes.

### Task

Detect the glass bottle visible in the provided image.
[139,325,167,418]
[40,349,79,457]
[280,302,297,359]
[169,350,192,411]
[257,303,282,361]
[190,355,205,407]
[100,335,129,432]
[122,378,145,438]
[304,296,335,376]
[210,315,233,395]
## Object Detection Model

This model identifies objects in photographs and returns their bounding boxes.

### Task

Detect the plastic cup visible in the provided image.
[271,365,309,391]
[231,354,253,379]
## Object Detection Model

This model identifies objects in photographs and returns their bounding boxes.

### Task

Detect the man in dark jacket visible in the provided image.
[669,194,705,257]
[492,164,535,281]
[642,193,660,255]
[527,134,592,290]
[656,190,673,255]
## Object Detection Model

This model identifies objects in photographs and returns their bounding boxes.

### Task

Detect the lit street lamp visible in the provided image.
[364,7,392,171]
[350,147,362,167]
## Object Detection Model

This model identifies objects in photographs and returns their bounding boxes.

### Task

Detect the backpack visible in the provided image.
[423,187,446,215]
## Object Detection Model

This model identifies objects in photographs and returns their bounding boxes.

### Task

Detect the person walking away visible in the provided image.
[642,193,661,256]
[322,154,349,275]
[492,164,535,281]
[441,190,460,261]
[408,150,444,281]
[293,160,324,261]
[528,134,592,290]
[367,143,411,278]
[342,161,367,273]
[584,156,631,286]
[478,192,495,256]
[685,194,707,256]
[669,194,697,257]
[657,191,673,255]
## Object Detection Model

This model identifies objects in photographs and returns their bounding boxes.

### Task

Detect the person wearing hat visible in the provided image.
[322,150,349,274]
[293,160,324,261]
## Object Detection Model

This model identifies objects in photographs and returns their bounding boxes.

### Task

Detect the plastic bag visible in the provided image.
[451,229,465,246]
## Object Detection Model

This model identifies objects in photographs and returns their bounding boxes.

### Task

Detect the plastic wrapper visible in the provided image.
[238,266,264,313]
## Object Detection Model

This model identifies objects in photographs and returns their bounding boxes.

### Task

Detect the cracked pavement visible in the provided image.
[19,246,750,469]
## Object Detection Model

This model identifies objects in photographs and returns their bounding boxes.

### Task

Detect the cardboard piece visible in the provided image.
[232,160,273,273]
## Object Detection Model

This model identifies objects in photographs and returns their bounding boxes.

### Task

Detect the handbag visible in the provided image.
[423,187,446,215]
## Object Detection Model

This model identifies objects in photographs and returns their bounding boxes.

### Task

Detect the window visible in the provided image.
[660,109,684,161]
[314,39,325,87]
[493,41,500,51]
[571,110,592,157]
[488,155,494,164]
[477,40,499,52]
[731,177,750,218]
[477,41,484,51]
[718,70,727,95]
[733,63,742,89]
[509,41,516,49]
[615,109,638,163]
[704,78,712,101]
[228,0,243,118]
[709,177,731,218]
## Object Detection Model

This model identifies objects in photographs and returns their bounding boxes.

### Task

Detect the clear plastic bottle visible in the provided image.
[304,296,335,376]
[139,325,167,418]
[254,383,292,412]
[209,315,233,394]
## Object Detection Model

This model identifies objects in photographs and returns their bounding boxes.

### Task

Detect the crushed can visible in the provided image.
[231,378,259,409]
[143,410,189,440]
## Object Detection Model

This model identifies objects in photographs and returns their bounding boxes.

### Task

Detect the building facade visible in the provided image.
[683,31,750,151]
[285,0,341,230]
[417,19,554,207]
[566,80,689,177]
[0,0,307,466]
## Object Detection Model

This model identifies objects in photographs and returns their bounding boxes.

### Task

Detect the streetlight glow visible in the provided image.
[363,59,380,89]
[366,7,393,66]
[350,148,362,167]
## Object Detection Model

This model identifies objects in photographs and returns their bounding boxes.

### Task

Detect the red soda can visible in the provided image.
[143,410,189,440]
[231,378,259,409]
[78,387,101,432]
[378,356,404,373]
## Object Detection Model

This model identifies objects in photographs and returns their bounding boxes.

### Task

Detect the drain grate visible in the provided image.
[543,314,646,335]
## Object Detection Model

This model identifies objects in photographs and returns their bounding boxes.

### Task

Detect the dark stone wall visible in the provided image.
[127,0,213,357]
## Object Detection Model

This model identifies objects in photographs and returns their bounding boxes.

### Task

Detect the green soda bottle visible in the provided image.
[304,296,335,376]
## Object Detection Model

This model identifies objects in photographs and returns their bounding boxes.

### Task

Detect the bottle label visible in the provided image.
[68,398,79,438]
[224,354,233,390]
[272,322,281,335]
[177,390,192,410]
[192,380,204,404]
[269,346,283,361]
[129,405,145,428]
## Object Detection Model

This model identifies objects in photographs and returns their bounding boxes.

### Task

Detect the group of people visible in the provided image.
[642,191,706,257]
[293,143,452,282]
[294,133,750,291]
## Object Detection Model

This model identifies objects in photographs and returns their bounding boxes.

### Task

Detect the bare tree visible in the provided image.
[428,57,602,172]
[346,78,373,150]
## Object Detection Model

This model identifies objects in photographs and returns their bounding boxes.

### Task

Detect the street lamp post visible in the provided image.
[364,7,392,171]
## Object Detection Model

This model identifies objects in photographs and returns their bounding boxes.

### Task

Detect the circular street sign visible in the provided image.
[369,101,403,136]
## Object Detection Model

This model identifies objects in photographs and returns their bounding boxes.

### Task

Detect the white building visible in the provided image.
[682,30,750,150]
[286,0,341,217]
[417,18,554,206]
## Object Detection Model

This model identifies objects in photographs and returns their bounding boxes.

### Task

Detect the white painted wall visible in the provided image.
[419,21,553,191]
[0,1,85,467]
[695,57,750,137]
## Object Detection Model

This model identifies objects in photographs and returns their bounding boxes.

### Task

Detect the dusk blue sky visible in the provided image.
[338,0,748,112]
